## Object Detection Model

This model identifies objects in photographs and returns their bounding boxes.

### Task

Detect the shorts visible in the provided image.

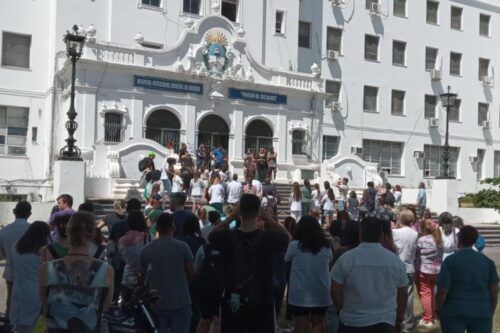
[289,305,328,317]
[191,195,202,203]
[199,297,220,319]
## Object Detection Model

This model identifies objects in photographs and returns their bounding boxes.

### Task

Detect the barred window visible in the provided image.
[183,0,200,14]
[299,21,311,48]
[424,144,460,178]
[322,136,339,160]
[362,139,403,175]
[104,113,123,143]
[365,35,379,61]
[0,106,29,155]
[292,130,307,155]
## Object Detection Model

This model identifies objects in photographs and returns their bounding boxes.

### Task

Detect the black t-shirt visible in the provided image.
[109,220,129,242]
[209,228,289,303]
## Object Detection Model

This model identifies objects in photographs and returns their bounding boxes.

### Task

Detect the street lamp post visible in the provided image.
[438,85,458,179]
[59,25,86,160]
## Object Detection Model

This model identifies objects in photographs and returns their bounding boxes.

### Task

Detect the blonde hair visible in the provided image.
[113,199,126,213]
[399,210,414,226]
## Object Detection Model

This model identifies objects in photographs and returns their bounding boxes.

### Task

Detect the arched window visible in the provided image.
[198,114,229,150]
[104,113,124,143]
[144,109,181,151]
[292,130,307,155]
[244,119,273,155]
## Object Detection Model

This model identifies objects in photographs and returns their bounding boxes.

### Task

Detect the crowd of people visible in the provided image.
[0,172,499,333]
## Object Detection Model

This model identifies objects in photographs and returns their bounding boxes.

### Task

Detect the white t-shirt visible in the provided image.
[208,184,225,204]
[171,175,184,193]
[394,191,402,206]
[440,227,460,260]
[290,192,302,211]
[190,179,204,197]
[393,226,419,274]
[311,190,322,208]
[226,180,242,203]
[252,179,263,197]
[322,195,334,211]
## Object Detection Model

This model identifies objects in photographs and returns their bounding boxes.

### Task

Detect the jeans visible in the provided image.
[157,305,192,333]
[440,315,492,333]
[326,303,339,333]
[339,322,395,333]
[415,271,437,323]
[162,178,172,194]
[403,274,415,332]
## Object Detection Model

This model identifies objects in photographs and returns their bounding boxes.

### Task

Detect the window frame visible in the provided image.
[363,85,379,113]
[426,0,439,25]
[480,14,491,37]
[392,40,406,66]
[221,0,238,22]
[365,0,379,10]
[424,95,437,119]
[391,90,406,116]
[275,10,286,35]
[104,112,125,143]
[424,144,460,178]
[0,105,29,156]
[425,47,438,71]
[393,0,407,18]
[450,6,463,30]
[478,102,489,126]
[1,32,31,69]
[478,58,490,80]
[326,27,343,54]
[325,80,341,108]
[449,52,462,76]
[322,135,340,161]
[182,0,201,15]
[449,99,461,122]
[364,34,379,62]
[494,151,500,178]
[477,149,485,181]
[298,21,311,49]
[362,139,404,176]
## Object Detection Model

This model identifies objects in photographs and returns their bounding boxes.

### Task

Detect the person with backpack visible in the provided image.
[208,194,290,333]
[40,212,114,333]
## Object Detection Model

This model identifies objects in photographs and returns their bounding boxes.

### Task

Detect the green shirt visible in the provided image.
[145,207,163,237]
[300,186,312,203]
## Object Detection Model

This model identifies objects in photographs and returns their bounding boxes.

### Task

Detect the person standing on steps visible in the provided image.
[301,179,312,216]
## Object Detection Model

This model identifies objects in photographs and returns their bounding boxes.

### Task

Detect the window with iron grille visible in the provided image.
[1,32,31,68]
[478,103,489,126]
[391,90,405,115]
[322,136,339,160]
[365,35,379,61]
[424,144,459,178]
[362,139,403,175]
[480,14,490,36]
[104,113,124,143]
[477,149,485,181]
[299,21,311,48]
[450,7,462,30]
[425,47,437,70]
[426,1,439,24]
[424,95,437,119]
[327,27,342,53]
[245,120,273,155]
[450,52,462,76]
[495,151,500,177]
[0,106,29,155]
[292,130,307,155]
[183,0,200,14]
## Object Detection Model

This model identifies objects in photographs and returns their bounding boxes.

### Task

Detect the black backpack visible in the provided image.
[228,230,266,306]
[138,157,149,172]
[385,191,396,206]
[194,244,225,300]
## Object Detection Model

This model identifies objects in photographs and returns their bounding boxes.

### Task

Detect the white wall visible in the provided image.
[0,202,54,227]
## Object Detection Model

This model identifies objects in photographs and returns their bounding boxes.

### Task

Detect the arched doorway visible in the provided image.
[244,119,273,154]
[198,114,229,150]
[144,109,181,151]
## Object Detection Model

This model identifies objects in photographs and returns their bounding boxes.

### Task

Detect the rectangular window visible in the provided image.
[363,86,378,112]
[424,144,459,178]
[478,103,489,126]
[450,52,462,76]
[449,99,461,122]
[142,0,160,6]
[425,47,438,70]
[298,21,311,48]
[322,136,339,160]
[327,27,342,53]
[0,106,29,155]
[183,0,200,14]
[275,11,285,34]
[31,126,37,142]
[1,32,31,68]
[221,0,238,22]
[325,80,341,108]
[391,90,405,115]
[104,113,124,143]
[365,0,379,10]
[393,40,406,66]
[495,151,500,177]
[477,149,485,181]
[393,0,406,17]
[365,35,379,61]
[450,6,463,30]
[480,14,491,36]
[425,95,437,119]
[479,58,490,80]
[427,1,439,24]
[362,139,404,175]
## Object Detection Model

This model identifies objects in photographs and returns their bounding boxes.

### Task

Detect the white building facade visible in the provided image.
[1,0,500,202]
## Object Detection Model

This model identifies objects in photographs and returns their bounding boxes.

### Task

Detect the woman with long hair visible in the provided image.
[311,183,322,210]
[283,216,297,239]
[285,216,332,333]
[415,218,443,328]
[394,185,402,209]
[40,212,114,332]
[8,221,50,333]
[290,182,302,221]
[347,190,359,221]
[359,189,371,213]
[267,146,278,181]
[257,147,268,181]
[301,179,312,217]
[321,188,335,226]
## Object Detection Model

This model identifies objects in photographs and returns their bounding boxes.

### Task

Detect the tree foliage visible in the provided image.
[462,177,500,210]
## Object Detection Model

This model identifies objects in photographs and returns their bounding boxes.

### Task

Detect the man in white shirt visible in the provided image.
[393,210,419,333]
[226,174,242,205]
[0,201,31,315]
[331,217,407,333]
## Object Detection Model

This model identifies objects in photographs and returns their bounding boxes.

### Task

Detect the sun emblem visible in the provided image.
[203,29,229,77]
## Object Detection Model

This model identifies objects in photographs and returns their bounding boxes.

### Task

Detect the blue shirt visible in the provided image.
[437,248,499,318]
[331,243,407,327]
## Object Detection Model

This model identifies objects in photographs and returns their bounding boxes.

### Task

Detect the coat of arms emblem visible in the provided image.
[202,30,229,78]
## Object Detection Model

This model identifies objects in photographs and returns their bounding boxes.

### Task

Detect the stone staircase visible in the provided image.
[475,225,500,247]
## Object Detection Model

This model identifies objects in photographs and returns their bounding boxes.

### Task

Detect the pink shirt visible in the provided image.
[416,234,443,275]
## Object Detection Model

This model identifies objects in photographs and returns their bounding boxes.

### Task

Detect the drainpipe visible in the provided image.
[309,91,317,160]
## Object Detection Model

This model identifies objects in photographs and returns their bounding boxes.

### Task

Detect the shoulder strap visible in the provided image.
[93,245,104,259]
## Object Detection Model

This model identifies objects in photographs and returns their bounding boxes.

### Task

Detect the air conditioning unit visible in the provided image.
[429,118,440,128]
[482,76,493,86]
[482,120,491,129]
[431,69,442,81]
[329,0,345,6]
[414,151,425,159]
[370,2,381,15]
[351,147,363,154]
[469,156,478,163]
[327,50,339,62]
[331,101,342,112]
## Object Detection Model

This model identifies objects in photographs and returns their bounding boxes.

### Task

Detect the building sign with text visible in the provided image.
[228,88,287,105]
[134,75,203,95]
